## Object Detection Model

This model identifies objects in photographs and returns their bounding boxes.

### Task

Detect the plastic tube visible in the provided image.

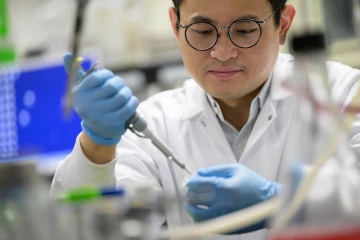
[61,187,125,203]
[160,198,281,240]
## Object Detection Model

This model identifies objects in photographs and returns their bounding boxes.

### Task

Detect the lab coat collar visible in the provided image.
[181,80,208,121]
[205,72,273,121]
[181,53,296,121]
[269,53,296,102]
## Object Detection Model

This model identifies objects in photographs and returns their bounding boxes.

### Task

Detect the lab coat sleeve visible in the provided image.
[112,133,164,195]
[50,131,166,227]
[347,80,360,155]
[49,134,118,198]
[334,64,360,155]
[325,61,360,153]
[50,131,165,199]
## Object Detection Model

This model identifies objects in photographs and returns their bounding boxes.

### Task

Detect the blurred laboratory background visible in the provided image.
[1,0,360,240]
[0,0,359,187]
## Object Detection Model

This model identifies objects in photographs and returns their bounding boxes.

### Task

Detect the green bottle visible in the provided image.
[0,0,8,38]
[0,0,16,64]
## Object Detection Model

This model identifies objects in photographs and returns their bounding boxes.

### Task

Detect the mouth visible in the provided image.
[208,68,244,80]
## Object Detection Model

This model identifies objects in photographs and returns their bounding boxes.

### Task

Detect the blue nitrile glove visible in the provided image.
[64,53,139,145]
[185,164,282,234]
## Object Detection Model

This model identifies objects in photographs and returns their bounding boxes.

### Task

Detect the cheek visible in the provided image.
[263,29,281,53]
[257,31,279,55]
[179,42,207,77]
[182,50,197,76]
[246,33,279,72]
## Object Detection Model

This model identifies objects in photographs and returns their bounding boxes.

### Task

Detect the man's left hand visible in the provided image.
[185,164,282,234]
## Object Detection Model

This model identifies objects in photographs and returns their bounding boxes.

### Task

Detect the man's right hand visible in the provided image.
[64,53,139,146]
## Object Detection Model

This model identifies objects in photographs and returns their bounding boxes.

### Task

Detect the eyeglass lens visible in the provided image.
[185,20,261,50]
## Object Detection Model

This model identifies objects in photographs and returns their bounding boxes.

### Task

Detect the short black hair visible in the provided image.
[172,0,287,28]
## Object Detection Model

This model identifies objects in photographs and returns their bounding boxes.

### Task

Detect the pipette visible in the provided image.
[64,0,90,115]
[70,62,192,176]
[62,0,191,176]
[126,113,193,176]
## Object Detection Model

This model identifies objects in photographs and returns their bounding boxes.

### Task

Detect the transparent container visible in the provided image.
[53,183,164,240]
[0,160,52,240]
[0,159,165,240]
[270,33,360,240]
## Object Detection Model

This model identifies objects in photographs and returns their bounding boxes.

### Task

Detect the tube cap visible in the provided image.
[291,32,326,53]
[0,161,37,188]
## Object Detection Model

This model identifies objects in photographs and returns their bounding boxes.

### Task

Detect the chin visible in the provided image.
[207,90,245,100]
[207,84,246,97]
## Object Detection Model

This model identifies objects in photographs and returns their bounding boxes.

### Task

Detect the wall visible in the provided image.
[6,0,178,68]
[283,0,360,68]
[5,0,360,68]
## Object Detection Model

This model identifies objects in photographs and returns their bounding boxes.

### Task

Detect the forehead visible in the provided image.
[180,0,273,23]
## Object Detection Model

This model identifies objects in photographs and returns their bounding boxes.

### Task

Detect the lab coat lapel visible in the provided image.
[182,80,237,163]
[242,98,277,158]
[241,54,296,160]
[197,101,235,159]
[198,91,237,163]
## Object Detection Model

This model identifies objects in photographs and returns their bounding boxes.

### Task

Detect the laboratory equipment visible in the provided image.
[61,186,125,202]
[71,58,192,177]
[60,0,192,175]
[160,198,280,239]
[0,67,19,160]
[0,160,165,240]
[0,0,16,64]
[65,0,90,114]
[354,0,360,48]
[57,183,164,240]
[270,32,360,240]
[0,0,8,38]
[79,60,98,81]
[0,161,52,240]
[126,113,193,175]
[0,57,95,163]
[64,53,192,176]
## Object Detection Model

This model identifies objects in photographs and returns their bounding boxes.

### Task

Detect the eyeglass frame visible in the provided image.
[177,7,281,51]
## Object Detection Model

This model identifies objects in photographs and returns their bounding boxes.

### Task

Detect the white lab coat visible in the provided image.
[51,53,360,240]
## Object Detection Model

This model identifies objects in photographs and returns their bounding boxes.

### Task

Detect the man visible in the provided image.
[51,0,360,239]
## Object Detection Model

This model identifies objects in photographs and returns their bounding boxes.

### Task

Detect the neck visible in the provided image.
[215,87,262,131]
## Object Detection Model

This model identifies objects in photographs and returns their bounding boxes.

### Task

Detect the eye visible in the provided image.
[192,29,214,35]
[236,29,257,35]
[189,23,216,37]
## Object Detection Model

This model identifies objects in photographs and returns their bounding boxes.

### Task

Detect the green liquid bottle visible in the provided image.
[0,0,16,64]
[0,0,9,38]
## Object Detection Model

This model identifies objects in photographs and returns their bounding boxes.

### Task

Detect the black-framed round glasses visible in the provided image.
[178,9,279,51]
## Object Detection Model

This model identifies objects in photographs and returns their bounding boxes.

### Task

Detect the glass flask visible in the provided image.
[270,32,360,240]
[0,161,53,240]
[55,183,164,240]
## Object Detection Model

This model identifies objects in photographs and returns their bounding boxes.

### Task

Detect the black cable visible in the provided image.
[72,0,89,59]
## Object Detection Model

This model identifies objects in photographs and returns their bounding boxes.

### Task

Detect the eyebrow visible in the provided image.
[189,14,260,24]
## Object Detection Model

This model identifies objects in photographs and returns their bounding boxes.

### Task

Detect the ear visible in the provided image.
[169,7,180,40]
[279,4,296,45]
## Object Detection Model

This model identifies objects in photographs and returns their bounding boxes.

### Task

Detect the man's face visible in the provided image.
[170,0,294,101]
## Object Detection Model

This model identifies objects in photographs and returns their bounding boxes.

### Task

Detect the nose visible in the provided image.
[210,30,238,61]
